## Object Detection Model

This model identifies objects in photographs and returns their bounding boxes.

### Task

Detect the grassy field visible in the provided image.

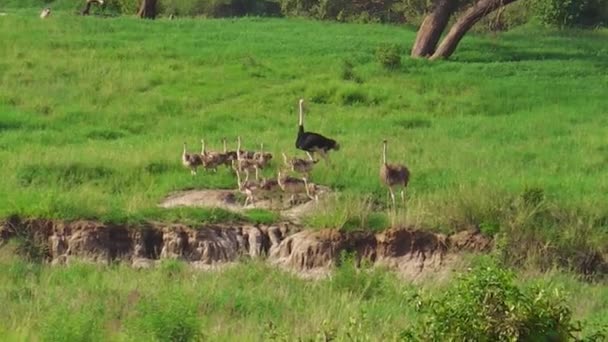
[1,12,607,224]
[0,247,607,341]
[0,8,607,340]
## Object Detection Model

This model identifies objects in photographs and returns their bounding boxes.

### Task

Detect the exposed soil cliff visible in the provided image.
[0,217,491,277]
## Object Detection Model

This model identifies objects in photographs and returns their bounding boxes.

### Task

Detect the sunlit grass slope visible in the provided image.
[0,13,607,227]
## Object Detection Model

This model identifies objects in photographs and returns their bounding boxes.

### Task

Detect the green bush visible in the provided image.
[40,303,105,342]
[158,0,280,17]
[127,288,202,341]
[112,0,139,14]
[406,262,583,341]
[375,43,401,70]
[533,0,608,27]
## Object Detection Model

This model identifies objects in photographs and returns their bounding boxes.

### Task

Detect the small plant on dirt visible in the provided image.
[375,43,401,70]
[404,260,584,341]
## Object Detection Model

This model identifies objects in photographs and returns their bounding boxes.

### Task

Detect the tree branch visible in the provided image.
[431,0,519,59]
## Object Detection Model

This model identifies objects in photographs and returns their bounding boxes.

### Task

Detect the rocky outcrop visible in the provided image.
[0,218,492,278]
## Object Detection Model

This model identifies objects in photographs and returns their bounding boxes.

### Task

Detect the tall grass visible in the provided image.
[0,246,606,340]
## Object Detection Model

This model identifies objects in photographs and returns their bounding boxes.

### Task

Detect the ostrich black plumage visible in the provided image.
[295,98,339,163]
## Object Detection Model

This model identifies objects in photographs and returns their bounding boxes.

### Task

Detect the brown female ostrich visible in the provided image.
[380,139,410,208]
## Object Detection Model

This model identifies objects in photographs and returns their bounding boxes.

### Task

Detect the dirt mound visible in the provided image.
[159,187,332,222]
[159,190,241,210]
[1,218,495,278]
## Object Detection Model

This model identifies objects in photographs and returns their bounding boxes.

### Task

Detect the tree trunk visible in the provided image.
[431,0,519,59]
[410,0,458,58]
[138,0,157,19]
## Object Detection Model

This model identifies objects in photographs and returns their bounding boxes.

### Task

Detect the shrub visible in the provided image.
[127,288,202,341]
[112,0,140,14]
[330,251,399,300]
[406,262,583,341]
[533,0,608,27]
[375,43,401,70]
[340,59,363,83]
[40,302,105,342]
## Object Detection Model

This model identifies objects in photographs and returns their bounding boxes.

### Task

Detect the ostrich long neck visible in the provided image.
[383,142,387,165]
[277,171,284,189]
[183,143,187,156]
[237,138,242,161]
[223,139,227,153]
[298,102,304,128]
[201,140,206,155]
[236,170,244,191]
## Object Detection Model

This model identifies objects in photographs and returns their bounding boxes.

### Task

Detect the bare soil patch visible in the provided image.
[159,186,332,222]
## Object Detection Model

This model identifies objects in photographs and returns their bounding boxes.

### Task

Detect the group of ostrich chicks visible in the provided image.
[182,99,410,209]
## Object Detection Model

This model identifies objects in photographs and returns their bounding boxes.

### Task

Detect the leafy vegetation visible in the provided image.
[407,260,590,341]
[0,247,606,340]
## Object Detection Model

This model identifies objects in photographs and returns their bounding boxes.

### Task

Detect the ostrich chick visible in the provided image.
[200,139,225,172]
[40,8,51,18]
[379,139,410,209]
[282,152,318,179]
[235,169,281,207]
[232,137,260,180]
[277,170,317,204]
[253,143,273,169]
[182,142,203,175]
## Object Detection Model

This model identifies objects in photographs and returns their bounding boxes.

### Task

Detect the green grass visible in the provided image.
[0,14,606,224]
[0,247,606,341]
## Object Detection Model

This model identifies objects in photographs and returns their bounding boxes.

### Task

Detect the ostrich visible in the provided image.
[40,8,51,19]
[200,139,225,172]
[81,0,104,16]
[219,137,237,167]
[235,169,281,207]
[295,98,340,163]
[232,137,261,180]
[253,143,273,168]
[282,152,318,180]
[277,170,317,204]
[181,142,203,175]
[379,139,410,209]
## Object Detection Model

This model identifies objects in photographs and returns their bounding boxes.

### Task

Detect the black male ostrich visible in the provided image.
[295,98,339,163]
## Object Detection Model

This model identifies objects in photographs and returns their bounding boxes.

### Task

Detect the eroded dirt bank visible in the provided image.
[0,217,492,278]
